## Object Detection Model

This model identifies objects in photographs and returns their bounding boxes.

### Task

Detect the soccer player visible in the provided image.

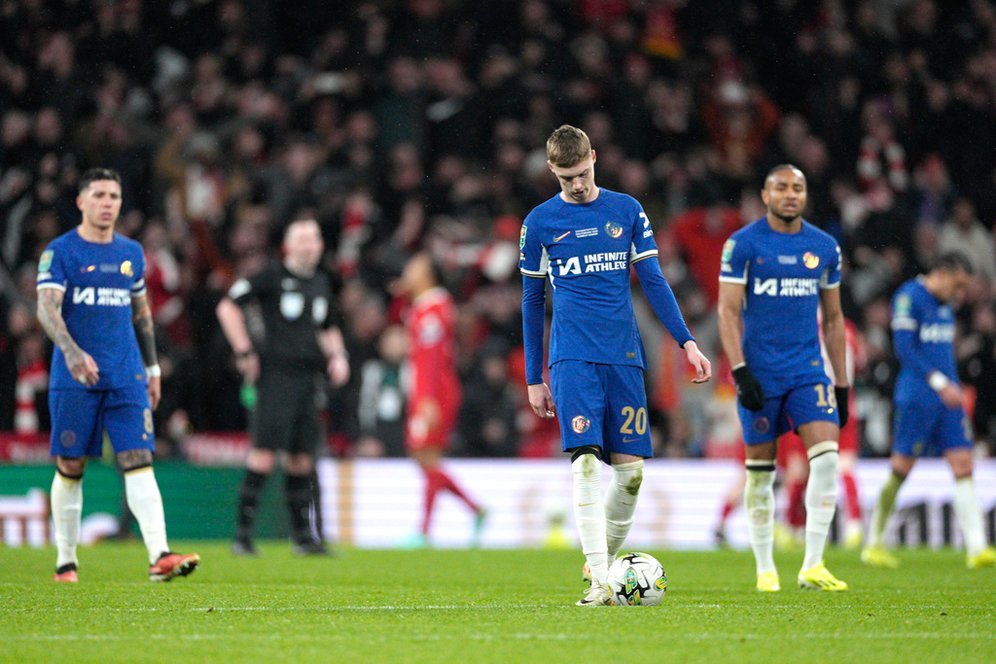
[521,125,711,606]
[37,168,199,582]
[718,164,849,592]
[862,253,996,569]
[217,218,350,556]
[396,251,485,548]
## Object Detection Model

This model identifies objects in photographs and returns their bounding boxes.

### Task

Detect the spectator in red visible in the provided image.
[668,198,743,306]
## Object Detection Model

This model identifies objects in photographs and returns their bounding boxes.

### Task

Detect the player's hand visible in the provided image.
[326,353,350,387]
[527,383,556,419]
[147,375,161,411]
[732,364,765,411]
[938,384,963,410]
[66,348,100,386]
[235,351,260,385]
[683,341,712,383]
[834,386,849,427]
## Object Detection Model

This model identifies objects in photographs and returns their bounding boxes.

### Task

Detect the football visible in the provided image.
[606,552,668,606]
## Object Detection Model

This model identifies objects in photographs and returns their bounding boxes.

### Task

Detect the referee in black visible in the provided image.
[217,218,350,555]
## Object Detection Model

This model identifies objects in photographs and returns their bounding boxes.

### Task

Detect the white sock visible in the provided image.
[605,460,643,558]
[124,468,169,564]
[803,444,839,570]
[51,473,83,568]
[572,453,607,584]
[744,461,776,575]
[953,477,986,556]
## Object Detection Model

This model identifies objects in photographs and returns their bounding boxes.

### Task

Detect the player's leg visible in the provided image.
[234,372,284,554]
[283,384,327,555]
[553,361,611,605]
[736,396,781,591]
[792,383,847,590]
[603,365,650,559]
[861,454,913,568]
[776,433,807,552]
[284,452,325,554]
[106,386,198,580]
[940,410,995,567]
[48,388,103,582]
[713,472,744,547]
[863,400,933,567]
[52,456,86,582]
[837,404,863,549]
[234,448,276,554]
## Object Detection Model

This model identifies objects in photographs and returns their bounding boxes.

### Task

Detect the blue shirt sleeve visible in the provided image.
[521,275,546,384]
[821,241,842,289]
[891,289,934,380]
[131,245,147,296]
[633,257,693,347]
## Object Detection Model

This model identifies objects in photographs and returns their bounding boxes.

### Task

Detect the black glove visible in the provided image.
[732,365,765,411]
[834,386,850,427]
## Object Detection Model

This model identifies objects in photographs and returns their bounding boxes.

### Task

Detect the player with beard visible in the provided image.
[718,164,850,592]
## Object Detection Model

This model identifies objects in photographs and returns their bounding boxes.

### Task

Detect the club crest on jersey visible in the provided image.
[605,222,624,239]
[120,260,134,277]
[753,417,770,434]
[60,430,76,447]
[803,252,820,269]
[572,415,590,434]
[39,250,53,272]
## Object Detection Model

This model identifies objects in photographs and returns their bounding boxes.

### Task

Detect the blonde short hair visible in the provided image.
[546,125,591,168]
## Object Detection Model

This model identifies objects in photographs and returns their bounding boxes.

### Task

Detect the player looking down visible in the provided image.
[717,164,849,592]
[521,125,711,606]
[37,168,199,582]
[862,253,995,569]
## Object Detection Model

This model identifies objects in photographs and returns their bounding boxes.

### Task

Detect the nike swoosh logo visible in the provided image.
[554,231,572,242]
[577,502,597,507]
[622,437,639,443]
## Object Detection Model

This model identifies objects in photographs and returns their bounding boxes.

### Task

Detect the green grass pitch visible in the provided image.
[1,543,992,663]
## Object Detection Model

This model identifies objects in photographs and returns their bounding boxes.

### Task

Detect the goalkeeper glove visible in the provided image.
[834,386,850,427]
[732,365,765,411]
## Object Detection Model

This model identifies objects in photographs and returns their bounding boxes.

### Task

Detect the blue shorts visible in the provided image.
[49,384,154,458]
[892,401,972,457]
[551,360,652,458]
[738,379,838,445]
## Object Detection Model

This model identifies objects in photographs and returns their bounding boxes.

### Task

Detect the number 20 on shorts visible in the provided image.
[620,406,648,435]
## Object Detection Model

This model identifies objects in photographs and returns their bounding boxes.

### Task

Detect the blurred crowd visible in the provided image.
[1,0,994,459]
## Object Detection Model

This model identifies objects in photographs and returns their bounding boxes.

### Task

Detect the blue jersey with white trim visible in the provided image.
[719,218,842,396]
[891,277,958,404]
[520,189,661,370]
[36,229,147,390]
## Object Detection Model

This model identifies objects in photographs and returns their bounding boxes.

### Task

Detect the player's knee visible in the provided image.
[56,457,86,478]
[283,454,314,476]
[117,448,153,472]
[613,460,644,496]
[247,449,276,474]
[570,446,602,478]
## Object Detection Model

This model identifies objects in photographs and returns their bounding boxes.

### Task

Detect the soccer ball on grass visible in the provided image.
[606,552,668,606]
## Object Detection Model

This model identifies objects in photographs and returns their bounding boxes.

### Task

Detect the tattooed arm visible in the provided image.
[132,291,161,409]
[37,287,100,386]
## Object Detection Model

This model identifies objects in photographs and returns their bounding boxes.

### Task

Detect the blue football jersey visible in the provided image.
[520,189,661,371]
[37,229,147,390]
[891,277,958,404]
[719,218,842,396]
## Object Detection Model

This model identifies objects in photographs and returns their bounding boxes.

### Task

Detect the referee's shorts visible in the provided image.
[251,369,321,455]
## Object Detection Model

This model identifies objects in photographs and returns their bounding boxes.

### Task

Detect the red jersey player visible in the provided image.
[396,252,485,548]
